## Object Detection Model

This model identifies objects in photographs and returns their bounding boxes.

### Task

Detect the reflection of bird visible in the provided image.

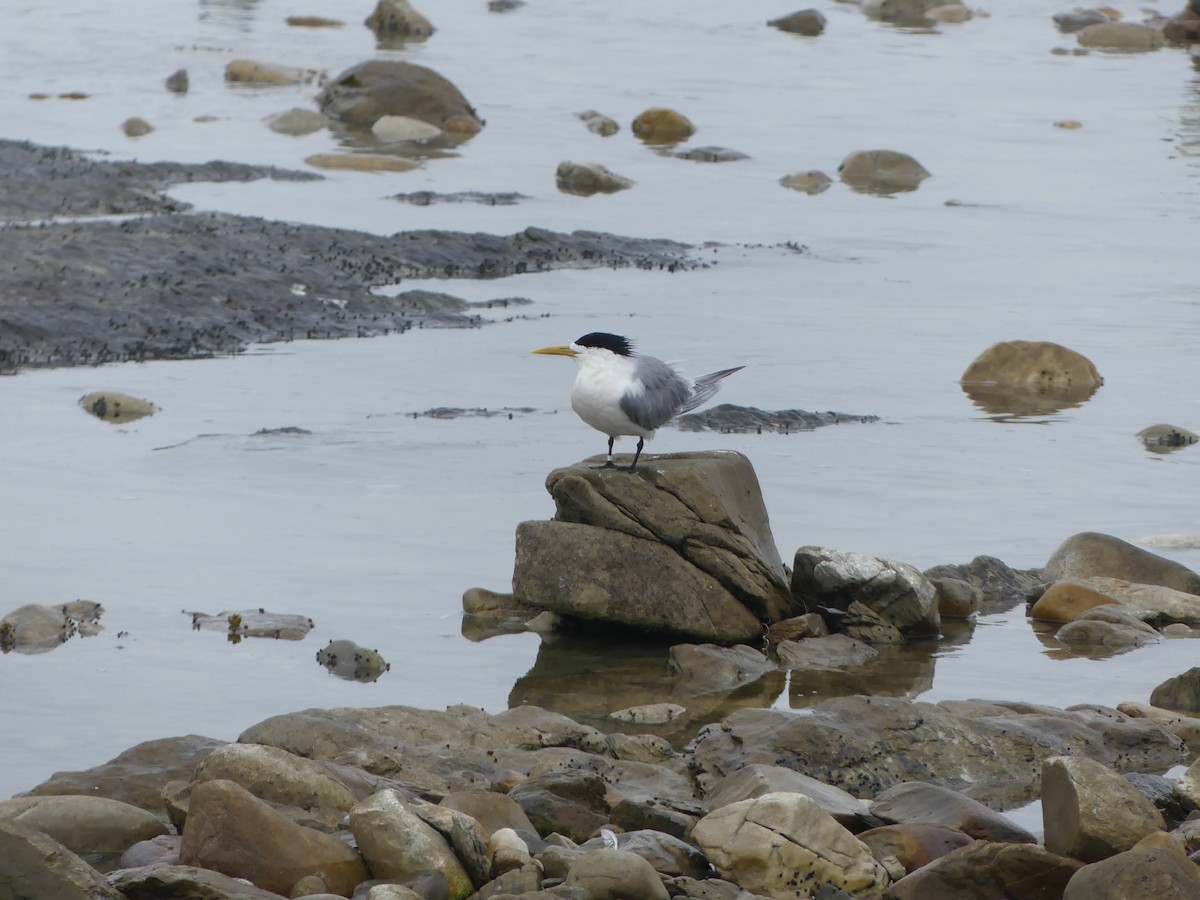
[532,332,743,470]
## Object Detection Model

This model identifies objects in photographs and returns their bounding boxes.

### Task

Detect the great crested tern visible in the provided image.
[532,332,743,470]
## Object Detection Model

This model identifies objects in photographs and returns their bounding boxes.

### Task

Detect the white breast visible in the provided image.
[569,351,655,439]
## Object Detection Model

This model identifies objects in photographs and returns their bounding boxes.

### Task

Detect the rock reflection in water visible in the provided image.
[960,382,1101,419]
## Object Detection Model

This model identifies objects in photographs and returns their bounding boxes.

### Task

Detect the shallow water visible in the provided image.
[2,0,1200,801]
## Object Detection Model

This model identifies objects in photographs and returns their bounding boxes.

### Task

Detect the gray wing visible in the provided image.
[679,365,745,413]
[619,355,692,431]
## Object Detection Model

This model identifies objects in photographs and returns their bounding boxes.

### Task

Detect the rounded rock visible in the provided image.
[564,848,669,900]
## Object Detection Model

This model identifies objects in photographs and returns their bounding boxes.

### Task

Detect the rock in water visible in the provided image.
[511,451,797,642]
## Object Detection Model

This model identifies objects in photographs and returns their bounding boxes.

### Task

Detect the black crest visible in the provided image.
[574,332,634,357]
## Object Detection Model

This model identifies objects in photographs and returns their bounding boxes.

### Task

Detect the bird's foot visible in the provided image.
[590,460,618,470]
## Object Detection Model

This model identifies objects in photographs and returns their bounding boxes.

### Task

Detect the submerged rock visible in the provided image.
[224,59,320,86]
[779,170,833,194]
[0,600,103,654]
[675,404,878,434]
[769,9,827,35]
[187,608,314,641]
[315,639,391,682]
[263,107,330,135]
[577,109,619,136]
[631,108,696,145]
[555,161,634,196]
[1137,424,1199,453]
[961,341,1102,416]
[1043,532,1200,595]
[512,452,797,642]
[365,0,435,41]
[1076,21,1165,51]
[317,60,481,135]
[79,391,156,423]
[838,149,930,194]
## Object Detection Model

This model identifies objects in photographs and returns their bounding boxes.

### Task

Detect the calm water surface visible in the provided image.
[1,0,1199,801]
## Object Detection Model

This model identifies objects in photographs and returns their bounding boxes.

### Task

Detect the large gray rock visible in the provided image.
[791,547,940,643]
[513,452,797,642]
[564,848,669,900]
[108,862,287,899]
[775,634,880,670]
[1043,532,1200,595]
[687,697,1184,804]
[349,790,472,899]
[0,819,122,899]
[316,60,482,135]
[579,829,710,879]
[692,792,889,898]
[884,840,1082,899]
[1151,667,1200,713]
[667,643,777,693]
[0,795,168,860]
[194,743,358,811]
[869,782,1035,844]
[179,779,368,896]
[1062,833,1200,898]
[438,790,538,839]
[1042,755,1165,862]
[923,556,1042,614]
[703,763,875,830]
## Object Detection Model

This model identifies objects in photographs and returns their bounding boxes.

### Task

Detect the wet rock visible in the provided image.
[577,110,619,136]
[316,639,391,682]
[0,600,103,654]
[372,114,443,143]
[926,4,972,23]
[1055,606,1160,650]
[265,107,330,135]
[1053,9,1110,33]
[317,61,480,133]
[188,608,314,641]
[1076,21,1165,50]
[703,763,875,831]
[305,152,420,173]
[687,696,1184,803]
[193,743,358,811]
[565,848,669,899]
[80,391,156,423]
[884,841,1082,899]
[180,779,368,896]
[513,452,795,641]
[1137,424,1199,453]
[791,547,940,643]
[164,68,189,93]
[580,829,710,879]
[509,789,608,844]
[286,15,345,27]
[1044,532,1200,594]
[631,108,696,145]
[118,833,181,868]
[1176,756,1200,807]
[555,161,634,196]
[692,792,890,898]
[121,117,153,137]
[0,794,168,864]
[838,149,930,194]
[365,0,435,42]
[960,342,1102,415]
[769,9,827,35]
[869,782,1035,843]
[439,790,538,839]
[108,862,286,899]
[0,819,123,899]
[471,860,542,898]
[861,0,966,25]
[609,703,687,725]
[669,146,750,162]
[392,191,528,206]
[856,822,972,874]
[1054,118,1084,129]
[779,170,833,194]
[925,556,1042,614]
[1063,578,1200,627]
[485,826,535,876]
[350,790,472,898]
[1151,667,1200,713]
[1116,702,1200,754]
[489,0,525,11]
[668,643,777,692]
[766,613,829,645]
[225,59,320,86]
[676,404,879,433]
[19,734,224,823]
[776,634,880,671]
[928,577,979,618]
[1042,755,1164,862]
[1030,580,1119,622]
[1062,832,1200,898]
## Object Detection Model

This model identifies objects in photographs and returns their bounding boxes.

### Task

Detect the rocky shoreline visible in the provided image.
[5,451,1200,899]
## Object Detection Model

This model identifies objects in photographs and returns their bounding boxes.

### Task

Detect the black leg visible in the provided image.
[626,437,645,471]
[590,435,618,469]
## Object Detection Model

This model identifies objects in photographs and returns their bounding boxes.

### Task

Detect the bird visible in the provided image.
[531,331,743,471]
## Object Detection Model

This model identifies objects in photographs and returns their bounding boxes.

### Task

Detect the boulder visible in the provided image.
[1175,755,1200,807]
[0,600,104,653]
[928,577,979,618]
[118,833,181,869]
[779,170,833,194]
[564,848,670,900]
[0,795,168,860]
[316,61,482,134]
[855,822,972,874]
[791,547,940,643]
[1042,756,1164,862]
[1115,702,1200,754]
[1062,832,1200,898]
[1076,21,1165,50]
[838,150,930,194]
[349,790,472,899]
[1152,667,1200,713]
[513,453,796,641]
[692,792,889,898]
[1072,578,1200,627]
[193,743,358,811]
[1043,532,1200,594]
[365,0,435,40]
[486,826,535,877]
[508,770,610,844]
[687,697,1184,803]
[923,556,1041,614]
[0,819,123,899]
[775,634,880,671]
[555,162,634,196]
[438,791,538,840]
[1030,581,1119,622]
[631,108,695,145]
[703,763,875,830]
[108,862,286,899]
[580,829,710,879]
[1054,607,1160,651]
[769,9,826,35]
[668,643,778,693]
[960,342,1102,416]
[869,782,1035,844]
[179,779,368,896]
[884,840,1082,899]
[1053,9,1110,32]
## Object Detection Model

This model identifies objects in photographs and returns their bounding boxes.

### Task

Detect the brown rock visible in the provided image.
[179,779,368,896]
[1030,581,1119,622]
[1042,756,1164,862]
[1043,532,1200,594]
[438,790,538,838]
[1150,667,1200,713]
[317,60,481,132]
[631,108,695,145]
[0,819,123,900]
[885,840,1082,899]
[857,822,972,874]
[869,782,1035,844]
[1062,832,1200,898]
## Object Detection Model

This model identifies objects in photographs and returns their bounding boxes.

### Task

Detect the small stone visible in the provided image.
[631,108,695,145]
[1076,21,1165,51]
[577,110,619,136]
[79,391,156,423]
[225,59,320,86]
[286,15,344,27]
[265,108,330,136]
[779,170,833,194]
[555,161,634,196]
[121,117,154,137]
[609,703,686,724]
[769,9,827,35]
[838,149,930,194]
[371,114,443,142]
[165,69,189,93]
[305,153,419,173]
